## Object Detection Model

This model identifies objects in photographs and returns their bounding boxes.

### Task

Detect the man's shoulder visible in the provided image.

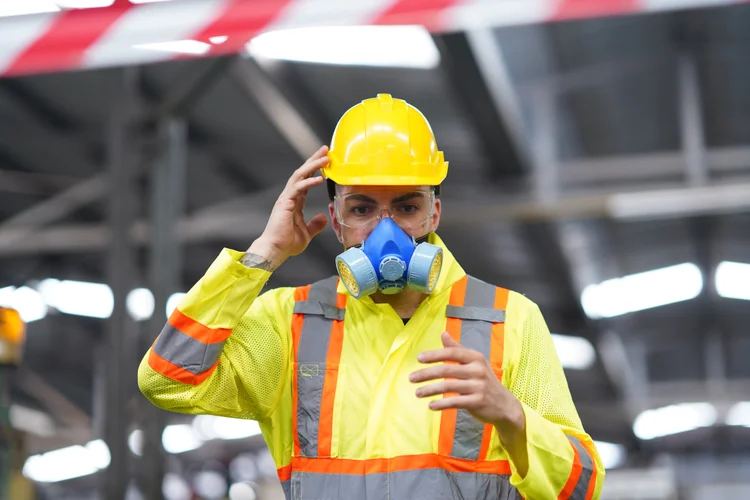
[464,274,539,311]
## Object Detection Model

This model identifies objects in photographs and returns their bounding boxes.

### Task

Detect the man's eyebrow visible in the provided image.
[345,192,425,204]
[346,194,378,204]
[391,192,425,204]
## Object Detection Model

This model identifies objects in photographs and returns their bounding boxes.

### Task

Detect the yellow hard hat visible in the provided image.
[323,94,448,187]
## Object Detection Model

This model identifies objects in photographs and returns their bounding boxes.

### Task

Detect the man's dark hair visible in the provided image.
[326,179,440,201]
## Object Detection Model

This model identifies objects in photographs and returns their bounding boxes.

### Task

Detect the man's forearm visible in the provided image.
[494,399,529,478]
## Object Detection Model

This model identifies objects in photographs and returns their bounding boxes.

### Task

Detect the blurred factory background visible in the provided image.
[0,0,749,499]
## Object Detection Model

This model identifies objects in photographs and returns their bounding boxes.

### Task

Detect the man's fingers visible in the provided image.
[287,176,324,199]
[415,379,479,398]
[441,331,460,348]
[417,346,478,365]
[428,395,481,411]
[409,363,482,383]
[290,150,329,185]
[306,214,329,238]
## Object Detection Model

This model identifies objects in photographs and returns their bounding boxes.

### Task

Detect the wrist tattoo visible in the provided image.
[241,252,276,271]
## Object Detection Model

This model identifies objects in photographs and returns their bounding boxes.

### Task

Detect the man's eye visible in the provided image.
[350,206,371,216]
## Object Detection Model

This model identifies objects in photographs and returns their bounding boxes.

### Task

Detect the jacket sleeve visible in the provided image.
[505,295,605,500]
[137,248,294,421]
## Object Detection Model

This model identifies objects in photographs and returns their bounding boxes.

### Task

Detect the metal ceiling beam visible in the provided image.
[560,146,750,185]
[14,368,91,433]
[434,30,529,178]
[230,57,323,159]
[153,56,234,119]
[139,69,263,194]
[678,53,708,186]
[7,177,750,255]
[0,60,235,245]
[0,79,100,147]
[0,169,79,196]
[229,57,335,269]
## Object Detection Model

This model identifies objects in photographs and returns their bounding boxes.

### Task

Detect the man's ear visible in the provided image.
[329,203,344,244]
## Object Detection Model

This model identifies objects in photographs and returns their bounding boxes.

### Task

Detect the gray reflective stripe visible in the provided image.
[288,469,520,500]
[293,300,345,321]
[280,479,290,500]
[451,276,497,460]
[295,276,341,458]
[153,323,224,375]
[568,435,594,500]
[445,305,506,323]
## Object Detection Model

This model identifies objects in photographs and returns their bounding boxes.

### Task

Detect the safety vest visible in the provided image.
[279,274,528,500]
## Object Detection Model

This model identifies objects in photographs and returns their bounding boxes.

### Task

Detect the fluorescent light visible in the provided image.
[726,401,750,427]
[0,286,47,323]
[128,429,143,456]
[581,263,703,319]
[247,25,441,69]
[593,440,626,469]
[633,402,717,440]
[127,288,155,321]
[194,471,228,500]
[54,0,114,7]
[134,40,211,56]
[166,293,186,317]
[23,439,110,483]
[551,334,596,370]
[9,405,55,437]
[162,424,202,454]
[86,439,111,469]
[0,0,60,17]
[716,261,750,300]
[193,415,261,441]
[163,473,192,500]
[40,279,114,319]
[229,482,257,500]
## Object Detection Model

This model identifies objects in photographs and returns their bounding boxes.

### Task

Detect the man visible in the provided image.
[139,94,604,499]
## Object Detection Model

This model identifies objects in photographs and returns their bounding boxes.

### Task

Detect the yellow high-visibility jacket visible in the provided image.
[138,234,604,500]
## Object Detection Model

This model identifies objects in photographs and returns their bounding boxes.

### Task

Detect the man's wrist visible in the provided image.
[492,395,526,439]
[493,395,529,478]
[244,239,287,271]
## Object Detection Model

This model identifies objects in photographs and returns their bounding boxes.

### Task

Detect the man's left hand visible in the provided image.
[409,331,524,432]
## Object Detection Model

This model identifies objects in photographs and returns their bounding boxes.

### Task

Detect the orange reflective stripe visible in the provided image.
[291,284,311,458]
[277,464,292,482]
[478,286,509,461]
[292,285,311,360]
[581,439,598,500]
[291,454,511,475]
[147,348,218,385]
[167,308,231,344]
[438,275,468,456]
[318,287,347,457]
[558,439,583,500]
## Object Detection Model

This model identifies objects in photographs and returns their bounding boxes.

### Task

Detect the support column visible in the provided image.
[141,117,187,500]
[99,66,140,500]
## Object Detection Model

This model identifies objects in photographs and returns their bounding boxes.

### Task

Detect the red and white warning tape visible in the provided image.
[0,0,746,78]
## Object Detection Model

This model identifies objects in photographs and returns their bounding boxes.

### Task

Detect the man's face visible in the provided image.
[329,185,441,247]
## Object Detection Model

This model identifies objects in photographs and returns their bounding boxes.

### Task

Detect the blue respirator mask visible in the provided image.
[335,217,444,299]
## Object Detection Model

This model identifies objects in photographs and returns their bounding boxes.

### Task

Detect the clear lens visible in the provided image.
[335,190,434,231]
